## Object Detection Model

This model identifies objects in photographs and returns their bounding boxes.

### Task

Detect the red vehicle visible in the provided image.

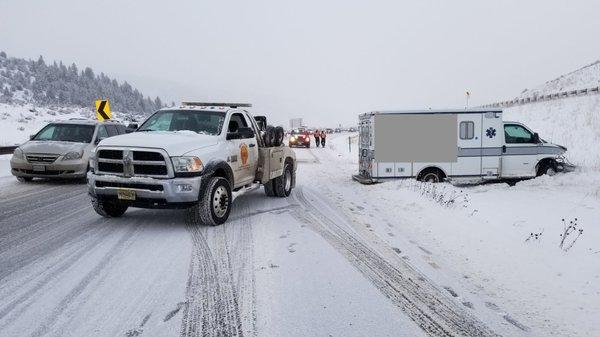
[288,128,311,148]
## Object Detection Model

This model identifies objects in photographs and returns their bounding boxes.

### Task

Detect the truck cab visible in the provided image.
[87,102,296,225]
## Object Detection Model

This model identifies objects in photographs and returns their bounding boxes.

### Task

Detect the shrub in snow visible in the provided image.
[559,218,584,252]
[17,126,24,131]
[525,230,543,242]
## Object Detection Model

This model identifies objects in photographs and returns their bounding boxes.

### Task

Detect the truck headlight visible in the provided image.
[290,136,296,141]
[13,147,24,159]
[171,156,203,173]
[63,151,83,160]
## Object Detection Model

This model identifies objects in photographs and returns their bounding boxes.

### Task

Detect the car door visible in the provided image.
[226,112,256,187]
[501,123,538,177]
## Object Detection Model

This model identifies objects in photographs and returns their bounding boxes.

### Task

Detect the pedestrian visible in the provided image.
[320,130,326,148]
[314,129,321,148]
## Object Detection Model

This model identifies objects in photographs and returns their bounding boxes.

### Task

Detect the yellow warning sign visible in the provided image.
[95,100,111,121]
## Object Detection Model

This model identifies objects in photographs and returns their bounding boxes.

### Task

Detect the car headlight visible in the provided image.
[171,156,203,173]
[13,147,24,159]
[63,151,83,160]
[290,136,296,141]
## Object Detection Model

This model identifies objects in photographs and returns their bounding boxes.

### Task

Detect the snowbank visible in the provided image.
[0,103,127,146]
[316,134,600,336]
[504,94,600,169]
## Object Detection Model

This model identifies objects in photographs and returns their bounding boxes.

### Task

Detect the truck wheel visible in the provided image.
[274,126,284,146]
[418,168,445,183]
[91,196,128,217]
[537,160,557,176]
[187,176,232,226]
[273,162,294,197]
[16,176,33,182]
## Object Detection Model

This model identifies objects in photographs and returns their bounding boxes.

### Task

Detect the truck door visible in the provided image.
[452,114,482,176]
[480,112,502,179]
[226,112,258,187]
[501,123,538,177]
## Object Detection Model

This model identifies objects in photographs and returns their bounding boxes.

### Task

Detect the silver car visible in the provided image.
[10,119,127,181]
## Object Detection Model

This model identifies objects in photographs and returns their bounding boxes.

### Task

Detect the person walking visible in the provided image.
[320,130,327,148]
[314,129,321,148]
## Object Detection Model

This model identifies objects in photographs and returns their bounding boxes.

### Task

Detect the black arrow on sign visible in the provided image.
[97,100,110,120]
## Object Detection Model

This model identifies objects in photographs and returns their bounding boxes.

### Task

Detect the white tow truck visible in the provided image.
[87,102,296,226]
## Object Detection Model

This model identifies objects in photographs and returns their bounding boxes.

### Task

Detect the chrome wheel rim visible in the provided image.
[423,173,439,183]
[213,185,229,218]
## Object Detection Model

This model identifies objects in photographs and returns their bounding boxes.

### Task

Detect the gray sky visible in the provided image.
[1,0,599,126]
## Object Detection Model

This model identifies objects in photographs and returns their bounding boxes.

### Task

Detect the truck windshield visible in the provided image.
[33,124,95,143]
[138,110,226,135]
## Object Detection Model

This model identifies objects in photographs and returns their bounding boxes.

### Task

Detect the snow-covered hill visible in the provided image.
[520,60,600,98]
[0,103,130,146]
[505,61,600,169]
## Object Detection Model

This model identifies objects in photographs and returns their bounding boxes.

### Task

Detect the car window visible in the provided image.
[105,125,119,137]
[34,124,96,143]
[97,125,109,139]
[228,113,249,133]
[504,124,534,144]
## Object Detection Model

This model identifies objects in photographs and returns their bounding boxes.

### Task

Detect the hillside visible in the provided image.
[520,60,600,98]
[504,62,600,169]
[0,51,166,115]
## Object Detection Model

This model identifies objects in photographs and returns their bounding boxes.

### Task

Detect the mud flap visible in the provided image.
[352,174,378,185]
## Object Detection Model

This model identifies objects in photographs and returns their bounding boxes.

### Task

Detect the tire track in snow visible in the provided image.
[180,196,256,337]
[291,186,499,337]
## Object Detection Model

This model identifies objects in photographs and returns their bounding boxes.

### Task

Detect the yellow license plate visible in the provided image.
[117,189,136,200]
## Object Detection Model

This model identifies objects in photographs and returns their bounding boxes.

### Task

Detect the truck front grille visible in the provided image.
[96,149,170,178]
[26,154,59,163]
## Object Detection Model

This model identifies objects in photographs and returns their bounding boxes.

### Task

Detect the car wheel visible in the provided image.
[91,196,128,217]
[187,176,232,226]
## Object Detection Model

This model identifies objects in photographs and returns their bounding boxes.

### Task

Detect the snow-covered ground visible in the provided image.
[0,103,128,146]
[323,133,600,337]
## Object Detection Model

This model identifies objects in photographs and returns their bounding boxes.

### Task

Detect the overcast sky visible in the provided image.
[1,0,599,126]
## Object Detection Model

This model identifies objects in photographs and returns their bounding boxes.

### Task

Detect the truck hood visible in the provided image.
[19,140,89,155]
[98,131,219,156]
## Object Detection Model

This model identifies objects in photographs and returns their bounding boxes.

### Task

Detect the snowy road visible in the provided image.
[0,140,534,337]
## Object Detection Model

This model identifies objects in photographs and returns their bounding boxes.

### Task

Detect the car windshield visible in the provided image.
[138,110,226,135]
[33,124,95,143]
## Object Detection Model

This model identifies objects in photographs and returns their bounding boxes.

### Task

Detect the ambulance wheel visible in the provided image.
[187,176,231,226]
[418,168,445,183]
[91,196,128,217]
[273,161,294,197]
[537,160,557,177]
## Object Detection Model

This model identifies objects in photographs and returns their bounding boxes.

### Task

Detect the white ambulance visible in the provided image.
[354,109,574,184]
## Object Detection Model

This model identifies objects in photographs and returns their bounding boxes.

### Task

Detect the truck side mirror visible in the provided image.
[126,123,138,133]
[95,137,106,145]
[532,132,540,143]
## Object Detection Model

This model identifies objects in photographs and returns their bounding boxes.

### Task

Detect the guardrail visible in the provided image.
[480,85,600,108]
[0,146,18,155]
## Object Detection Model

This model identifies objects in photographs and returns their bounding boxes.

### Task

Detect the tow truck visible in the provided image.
[87,102,297,226]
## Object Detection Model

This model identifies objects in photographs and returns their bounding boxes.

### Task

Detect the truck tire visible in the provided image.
[417,168,445,183]
[187,176,232,226]
[91,196,128,217]
[264,126,275,147]
[537,160,557,176]
[274,126,284,146]
[272,162,294,197]
[264,180,276,196]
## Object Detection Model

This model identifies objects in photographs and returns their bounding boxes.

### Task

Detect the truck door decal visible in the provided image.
[240,143,249,166]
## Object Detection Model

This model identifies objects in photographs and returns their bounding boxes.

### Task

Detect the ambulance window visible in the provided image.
[504,124,534,143]
[459,121,474,140]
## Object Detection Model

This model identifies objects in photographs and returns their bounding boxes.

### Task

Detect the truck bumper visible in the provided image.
[87,172,202,208]
[11,157,88,179]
